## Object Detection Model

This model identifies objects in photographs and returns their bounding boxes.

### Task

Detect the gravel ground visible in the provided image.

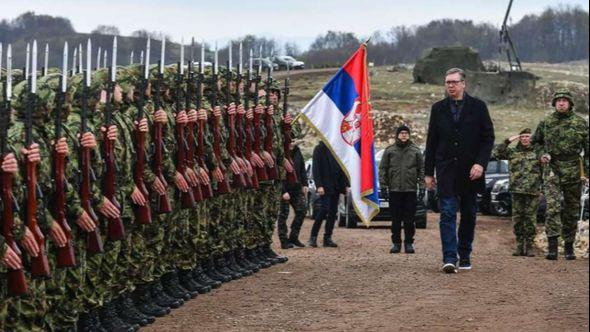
[144,213,589,332]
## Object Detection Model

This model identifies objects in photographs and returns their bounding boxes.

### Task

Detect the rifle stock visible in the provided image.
[133,76,152,225]
[252,75,268,181]
[263,70,279,180]
[195,71,214,199]
[282,76,297,184]
[185,66,204,202]
[174,64,196,208]
[225,68,246,189]
[152,71,173,214]
[211,73,231,195]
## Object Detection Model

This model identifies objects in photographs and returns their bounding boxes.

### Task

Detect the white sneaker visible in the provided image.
[442,263,457,274]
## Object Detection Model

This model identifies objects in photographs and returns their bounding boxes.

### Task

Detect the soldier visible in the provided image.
[276,128,308,249]
[493,128,542,257]
[532,89,589,260]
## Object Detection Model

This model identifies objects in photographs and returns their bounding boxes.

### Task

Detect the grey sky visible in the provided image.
[2,0,588,49]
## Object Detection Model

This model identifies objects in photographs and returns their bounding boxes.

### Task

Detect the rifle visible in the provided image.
[102,37,125,241]
[185,44,203,202]
[152,41,173,214]
[234,43,253,188]
[244,64,259,189]
[195,45,214,199]
[225,44,246,189]
[54,42,76,267]
[252,55,268,181]
[210,45,231,194]
[79,41,103,255]
[282,64,297,184]
[1,43,28,296]
[24,40,51,279]
[174,50,196,208]
[263,66,279,180]
[133,38,153,225]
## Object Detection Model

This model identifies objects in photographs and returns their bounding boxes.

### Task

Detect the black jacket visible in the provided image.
[282,145,308,193]
[312,141,349,195]
[424,93,495,197]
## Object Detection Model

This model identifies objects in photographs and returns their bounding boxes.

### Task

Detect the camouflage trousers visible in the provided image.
[208,195,228,256]
[511,193,538,246]
[145,214,167,282]
[163,201,192,271]
[277,190,306,242]
[244,189,260,250]
[543,170,581,242]
[6,277,47,332]
[262,183,281,244]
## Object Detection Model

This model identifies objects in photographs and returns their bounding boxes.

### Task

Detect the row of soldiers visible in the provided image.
[0,38,299,332]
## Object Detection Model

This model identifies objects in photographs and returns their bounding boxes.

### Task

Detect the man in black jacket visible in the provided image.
[424,68,495,273]
[277,136,308,249]
[309,141,349,248]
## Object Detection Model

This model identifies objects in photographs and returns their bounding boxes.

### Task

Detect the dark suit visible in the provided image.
[424,93,495,264]
[310,141,348,241]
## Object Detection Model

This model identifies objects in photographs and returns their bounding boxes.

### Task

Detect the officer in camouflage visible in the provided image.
[493,128,542,257]
[531,89,589,260]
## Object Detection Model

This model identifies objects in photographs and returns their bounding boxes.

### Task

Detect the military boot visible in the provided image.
[323,238,338,248]
[99,301,139,332]
[132,284,170,318]
[193,263,222,288]
[150,280,184,309]
[246,248,270,268]
[390,243,401,254]
[227,251,252,276]
[564,242,577,260]
[187,269,213,294]
[205,257,232,282]
[288,236,306,248]
[256,245,278,265]
[512,242,525,256]
[239,248,262,272]
[178,268,206,295]
[162,271,194,300]
[115,293,153,327]
[307,236,318,248]
[545,236,558,260]
[280,239,295,249]
[263,244,288,263]
[215,255,243,279]
[78,309,106,332]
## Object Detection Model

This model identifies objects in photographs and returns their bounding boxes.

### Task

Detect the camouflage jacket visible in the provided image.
[493,141,542,195]
[532,109,589,184]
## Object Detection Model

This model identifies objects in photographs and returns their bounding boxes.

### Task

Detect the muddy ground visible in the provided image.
[144,213,588,332]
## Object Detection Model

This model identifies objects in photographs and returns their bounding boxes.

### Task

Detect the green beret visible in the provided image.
[519,128,531,135]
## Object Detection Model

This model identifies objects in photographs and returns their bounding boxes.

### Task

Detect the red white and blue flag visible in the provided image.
[301,44,379,225]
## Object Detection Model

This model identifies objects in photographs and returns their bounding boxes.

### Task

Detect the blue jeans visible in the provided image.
[439,194,477,264]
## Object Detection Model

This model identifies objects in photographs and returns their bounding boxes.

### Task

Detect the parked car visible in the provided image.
[425,158,509,215]
[252,57,278,71]
[304,150,427,229]
[272,55,305,70]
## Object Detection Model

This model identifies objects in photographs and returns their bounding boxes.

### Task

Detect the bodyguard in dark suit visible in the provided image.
[309,141,349,248]
[424,68,495,273]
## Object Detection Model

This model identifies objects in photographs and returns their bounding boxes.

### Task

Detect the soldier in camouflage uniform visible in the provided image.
[493,128,542,257]
[531,89,589,260]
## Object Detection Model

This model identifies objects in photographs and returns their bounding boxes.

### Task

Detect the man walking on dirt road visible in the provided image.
[424,68,495,273]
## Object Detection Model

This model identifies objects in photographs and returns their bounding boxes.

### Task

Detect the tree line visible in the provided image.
[1,6,588,69]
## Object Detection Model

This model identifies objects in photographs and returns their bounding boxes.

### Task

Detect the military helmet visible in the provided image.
[551,89,574,108]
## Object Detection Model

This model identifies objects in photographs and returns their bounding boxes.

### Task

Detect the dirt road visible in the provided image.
[144,214,589,331]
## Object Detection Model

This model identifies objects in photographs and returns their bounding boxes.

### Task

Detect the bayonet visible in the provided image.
[96,46,101,70]
[31,41,37,94]
[86,39,91,88]
[248,49,253,80]
[258,45,262,74]
[25,43,30,80]
[78,44,83,74]
[130,50,134,65]
[140,50,144,66]
[180,37,184,75]
[62,42,68,93]
[71,46,77,75]
[103,49,107,69]
[238,42,243,75]
[111,36,117,82]
[43,43,48,76]
[160,38,165,73]
[6,45,12,99]
[190,37,195,64]
[144,37,150,79]
[228,41,232,71]
[200,40,205,74]
[214,41,218,75]
[0,43,2,77]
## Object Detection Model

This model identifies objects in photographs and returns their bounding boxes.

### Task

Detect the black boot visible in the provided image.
[78,309,106,332]
[227,251,253,276]
[258,246,280,265]
[205,257,232,282]
[404,243,415,254]
[239,248,261,272]
[115,293,153,327]
[280,239,295,249]
[178,268,205,295]
[289,236,305,248]
[323,238,338,248]
[390,243,401,254]
[564,242,577,260]
[546,236,558,260]
[187,268,212,294]
[264,244,288,263]
[162,271,194,300]
[246,248,270,268]
[150,280,184,309]
[215,255,243,279]
[193,263,222,288]
[132,284,170,318]
[99,301,139,332]
[235,249,259,273]
[307,236,318,248]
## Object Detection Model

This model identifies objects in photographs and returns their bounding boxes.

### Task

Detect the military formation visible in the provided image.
[493,89,589,259]
[0,36,300,332]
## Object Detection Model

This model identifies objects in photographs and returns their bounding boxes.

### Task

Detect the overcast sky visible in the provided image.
[2,0,588,49]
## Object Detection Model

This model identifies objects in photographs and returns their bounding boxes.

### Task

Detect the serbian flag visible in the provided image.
[300,43,379,225]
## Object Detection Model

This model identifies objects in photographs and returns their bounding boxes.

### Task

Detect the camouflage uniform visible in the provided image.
[532,89,589,248]
[493,128,542,254]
